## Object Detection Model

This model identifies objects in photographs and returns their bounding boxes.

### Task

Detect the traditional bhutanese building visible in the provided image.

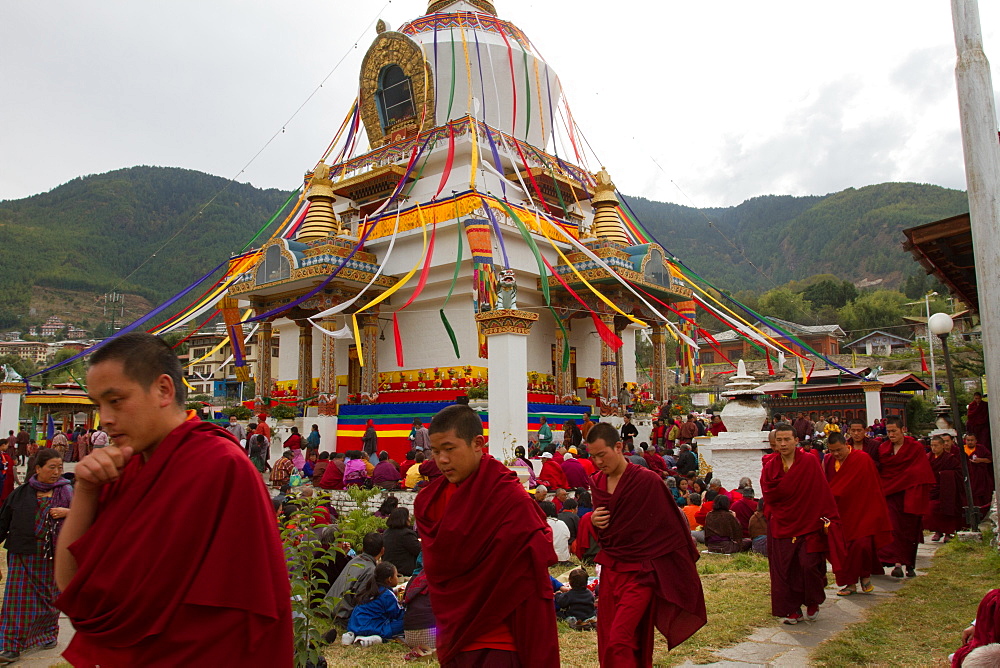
[226,0,691,458]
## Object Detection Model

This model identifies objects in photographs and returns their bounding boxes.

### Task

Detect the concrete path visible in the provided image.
[679,541,942,667]
[3,615,73,667]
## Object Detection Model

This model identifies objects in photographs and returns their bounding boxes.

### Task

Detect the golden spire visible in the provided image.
[590,168,629,245]
[427,0,497,16]
[296,162,341,242]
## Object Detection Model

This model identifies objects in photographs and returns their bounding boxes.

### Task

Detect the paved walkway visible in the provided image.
[679,541,942,667]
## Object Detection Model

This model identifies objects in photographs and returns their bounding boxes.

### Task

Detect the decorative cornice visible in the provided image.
[474,309,539,336]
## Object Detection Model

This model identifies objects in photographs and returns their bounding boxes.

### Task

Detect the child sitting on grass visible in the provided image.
[555,567,597,630]
[342,561,405,646]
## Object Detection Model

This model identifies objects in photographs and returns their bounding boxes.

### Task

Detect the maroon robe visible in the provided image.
[824,450,892,586]
[645,451,668,477]
[592,464,706,666]
[966,399,991,452]
[57,417,292,667]
[877,437,935,568]
[761,449,840,617]
[966,443,994,512]
[731,497,757,538]
[925,452,966,534]
[414,454,559,668]
[953,589,1000,667]
[317,459,345,490]
[539,458,569,490]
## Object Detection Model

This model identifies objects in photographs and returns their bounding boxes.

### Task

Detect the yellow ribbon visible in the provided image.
[529,206,647,328]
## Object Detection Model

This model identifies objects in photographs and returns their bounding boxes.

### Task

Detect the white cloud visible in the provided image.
[1,0,998,206]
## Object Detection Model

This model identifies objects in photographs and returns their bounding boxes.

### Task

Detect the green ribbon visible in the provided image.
[439,217,464,358]
[239,187,302,252]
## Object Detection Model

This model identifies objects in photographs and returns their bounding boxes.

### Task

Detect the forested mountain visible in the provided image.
[0,167,969,330]
[0,166,289,328]
[624,182,969,291]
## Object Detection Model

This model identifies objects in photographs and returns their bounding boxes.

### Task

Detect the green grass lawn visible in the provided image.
[812,537,1000,667]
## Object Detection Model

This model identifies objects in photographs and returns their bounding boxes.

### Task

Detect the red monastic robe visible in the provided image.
[414,454,559,668]
[57,417,292,667]
[925,452,966,534]
[877,437,935,568]
[953,589,1000,667]
[761,449,840,617]
[592,464,706,667]
[824,450,892,586]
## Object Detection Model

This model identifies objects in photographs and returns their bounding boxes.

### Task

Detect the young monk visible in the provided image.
[586,422,706,666]
[414,405,559,667]
[761,424,840,624]
[823,433,892,595]
[877,417,935,578]
[925,435,965,542]
[963,433,994,518]
[54,333,291,666]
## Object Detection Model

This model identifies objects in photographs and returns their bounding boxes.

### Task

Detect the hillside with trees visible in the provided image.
[0,166,289,329]
[624,182,968,291]
[0,167,968,335]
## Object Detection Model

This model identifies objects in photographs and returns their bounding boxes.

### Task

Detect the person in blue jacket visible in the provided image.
[343,561,405,645]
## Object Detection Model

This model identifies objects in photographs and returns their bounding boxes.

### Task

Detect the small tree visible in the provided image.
[222,405,252,420]
[338,487,388,547]
[280,492,340,668]
[271,403,298,420]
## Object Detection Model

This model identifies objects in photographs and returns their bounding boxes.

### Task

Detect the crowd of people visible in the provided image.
[0,329,993,667]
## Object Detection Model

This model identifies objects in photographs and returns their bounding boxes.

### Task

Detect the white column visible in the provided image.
[860,381,884,424]
[952,0,1000,511]
[475,310,539,462]
[0,383,23,438]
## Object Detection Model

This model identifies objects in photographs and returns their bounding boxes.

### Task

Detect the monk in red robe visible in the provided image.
[925,435,966,540]
[761,424,840,624]
[414,405,559,668]
[586,422,706,666]
[645,446,668,478]
[55,333,292,667]
[877,417,935,578]
[823,433,891,595]
[538,451,569,490]
[963,433,994,516]
[317,451,346,490]
[953,589,1000,667]
[846,418,881,465]
[966,392,991,452]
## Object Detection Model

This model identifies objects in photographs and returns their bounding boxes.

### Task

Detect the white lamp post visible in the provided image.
[929,312,980,530]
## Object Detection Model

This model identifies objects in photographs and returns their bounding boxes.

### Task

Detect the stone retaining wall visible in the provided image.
[317,488,418,515]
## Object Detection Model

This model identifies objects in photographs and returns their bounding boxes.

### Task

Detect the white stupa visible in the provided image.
[698,360,771,490]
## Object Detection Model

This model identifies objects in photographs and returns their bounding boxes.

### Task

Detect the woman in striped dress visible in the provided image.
[0,448,72,664]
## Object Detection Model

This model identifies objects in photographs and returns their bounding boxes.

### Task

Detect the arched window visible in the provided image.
[256,245,291,284]
[376,65,415,130]
[644,247,666,286]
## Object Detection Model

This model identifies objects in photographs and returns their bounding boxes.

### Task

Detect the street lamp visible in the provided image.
[928,311,980,530]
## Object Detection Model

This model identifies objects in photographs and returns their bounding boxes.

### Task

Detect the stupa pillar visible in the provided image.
[254,320,273,412]
[651,323,669,403]
[360,314,380,402]
[554,327,573,402]
[475,309,539,462]
[296,320,313,405]
[599,313,618,415]
[0,383,23,439]
[860,381,884,424]
[318,318,338,415]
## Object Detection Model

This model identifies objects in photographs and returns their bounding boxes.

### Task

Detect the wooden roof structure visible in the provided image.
[902,213,978,312]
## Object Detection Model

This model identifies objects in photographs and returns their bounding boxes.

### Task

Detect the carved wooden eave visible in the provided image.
[331,164,414,216]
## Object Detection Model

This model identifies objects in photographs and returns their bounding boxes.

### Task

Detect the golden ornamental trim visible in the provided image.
[474,309,539,336]
[359,32,434,149]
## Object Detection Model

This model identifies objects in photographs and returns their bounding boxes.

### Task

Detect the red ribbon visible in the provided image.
[540,255,621,350]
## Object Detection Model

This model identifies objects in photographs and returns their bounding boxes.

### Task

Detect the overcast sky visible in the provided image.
[2,0,998,208]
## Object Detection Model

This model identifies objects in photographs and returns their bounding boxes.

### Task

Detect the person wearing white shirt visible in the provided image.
[541,501,572,563]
